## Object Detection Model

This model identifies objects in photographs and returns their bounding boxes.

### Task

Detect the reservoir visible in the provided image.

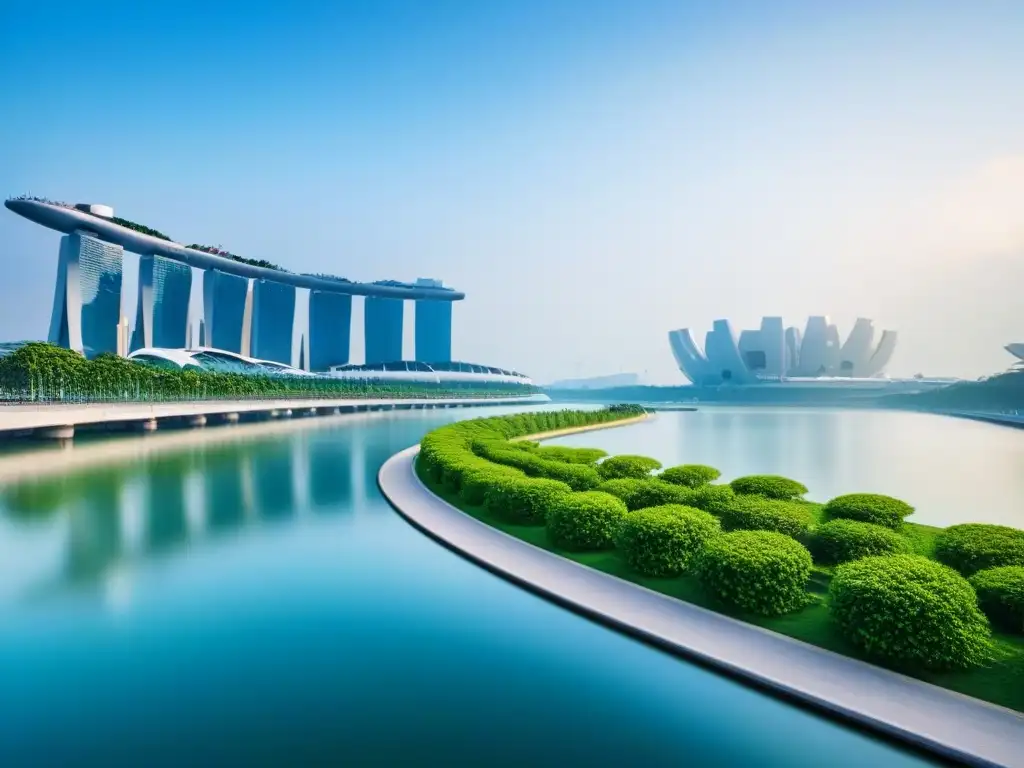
[0,406,974,766]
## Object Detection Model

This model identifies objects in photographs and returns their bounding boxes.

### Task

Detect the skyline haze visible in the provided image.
[2,0,1023,382]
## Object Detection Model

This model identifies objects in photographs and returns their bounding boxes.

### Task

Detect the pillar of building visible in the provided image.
[202,269,249,354]
[251,279,296,364]
[130,253,192,352]
[48,231,124,359]
[364,296,403,365]
[309,290,352,371]
[414,299,453,363]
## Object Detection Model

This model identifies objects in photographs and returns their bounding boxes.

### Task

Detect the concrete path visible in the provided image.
[379,445,1024,768]
[0,394,541,436]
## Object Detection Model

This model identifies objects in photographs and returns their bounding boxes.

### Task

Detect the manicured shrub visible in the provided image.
[718,496,815,539]
[970,566,1024,634]
[616,505,721,577]
[532,445,608,465]
[595,478,646,508]
[659,464,721,488]
[627,479,695,511]
[811,519,911,565]
[729,475,807,500]
[829,555,991,670]
[688,484,736,515]
[597,454,663,480]
[935,523,1024,576]
[419,406,643,497]
[696,531,812,615]
[532,460,603,491]
[597,478,694,511]
[483,477,573,525]
[546,491,629,551]
[458,467,522,506]
[822,493,914,530]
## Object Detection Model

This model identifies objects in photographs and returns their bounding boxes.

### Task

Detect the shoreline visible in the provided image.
[379,418,1024,768]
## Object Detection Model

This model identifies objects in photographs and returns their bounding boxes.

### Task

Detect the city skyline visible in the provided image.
[1,1,1023,381]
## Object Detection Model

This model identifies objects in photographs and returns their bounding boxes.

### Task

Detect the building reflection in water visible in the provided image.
[252,440,296,520]
[66,468,126,582]
[203,447,249,534]
[0,420,368,596]
[145,453,190,554]
[308,432,355,511]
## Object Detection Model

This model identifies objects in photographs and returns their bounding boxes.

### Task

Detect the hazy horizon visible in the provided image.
[1,1,1022,383]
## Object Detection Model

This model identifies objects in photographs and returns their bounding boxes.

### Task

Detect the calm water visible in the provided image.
[0,406,947,767]
[550,407,1024,529]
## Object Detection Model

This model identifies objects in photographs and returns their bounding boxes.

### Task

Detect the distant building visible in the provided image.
[547,373,641,390]
[669,316,897,386]
[6,197,463,367]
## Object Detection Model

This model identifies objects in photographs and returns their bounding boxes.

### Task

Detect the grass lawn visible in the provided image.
[417,461,1024,713]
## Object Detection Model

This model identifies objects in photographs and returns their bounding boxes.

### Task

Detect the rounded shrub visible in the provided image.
[718,496,815,540]
[616,505,721,577]
[822,493,914,530]
[969,566,1024,633]
[626,479,694,511]
[532,460,602,491]
[696,531,812,615]
[597,454,663,480]
[483,477,573,525]
[688,484,736,515]
[595,478,646,508]
[729,475,808,500]
[546,491,629,551]
[533,445,608,465]
[459,467,523,506]
[829,555,991,670]
[811,519,912,565]
[935,523,1024,576]
[659,464,721,488]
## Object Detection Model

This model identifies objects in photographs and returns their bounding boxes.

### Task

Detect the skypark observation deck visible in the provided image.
[5,199,463,301]
[5,197,463,369]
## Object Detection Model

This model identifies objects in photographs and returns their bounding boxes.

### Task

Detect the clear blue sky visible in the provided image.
[2,0,1023,381]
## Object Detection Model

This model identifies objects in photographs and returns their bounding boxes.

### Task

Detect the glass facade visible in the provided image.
[251,279,296,365]
[202,270,249,354]
[48,231,124,359]
[414,299,452,363]
[308,290,352,371]
[131,254,192,351]
[364,296,403,365]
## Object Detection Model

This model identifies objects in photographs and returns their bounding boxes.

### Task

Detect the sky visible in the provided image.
[1,0,1023,383]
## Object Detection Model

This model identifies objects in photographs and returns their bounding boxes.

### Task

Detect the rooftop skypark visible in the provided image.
[8,195,444,289]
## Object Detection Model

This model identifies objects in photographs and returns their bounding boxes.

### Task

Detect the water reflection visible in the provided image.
[1,421,366,592]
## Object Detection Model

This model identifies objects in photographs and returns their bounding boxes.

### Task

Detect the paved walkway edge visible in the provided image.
[379,441,1024,768]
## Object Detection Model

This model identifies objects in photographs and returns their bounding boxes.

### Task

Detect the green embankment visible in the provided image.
[416,408,1024,713]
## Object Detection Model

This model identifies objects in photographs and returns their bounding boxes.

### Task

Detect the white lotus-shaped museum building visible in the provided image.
[669,317,897,386]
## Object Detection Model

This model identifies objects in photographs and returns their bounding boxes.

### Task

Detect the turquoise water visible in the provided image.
[550,407,1024,529]
[0,407,941,766]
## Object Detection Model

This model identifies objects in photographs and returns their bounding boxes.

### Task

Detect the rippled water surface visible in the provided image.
[0,406,949,766]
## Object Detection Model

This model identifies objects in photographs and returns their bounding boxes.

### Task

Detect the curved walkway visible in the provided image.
[378,436,1024,768]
